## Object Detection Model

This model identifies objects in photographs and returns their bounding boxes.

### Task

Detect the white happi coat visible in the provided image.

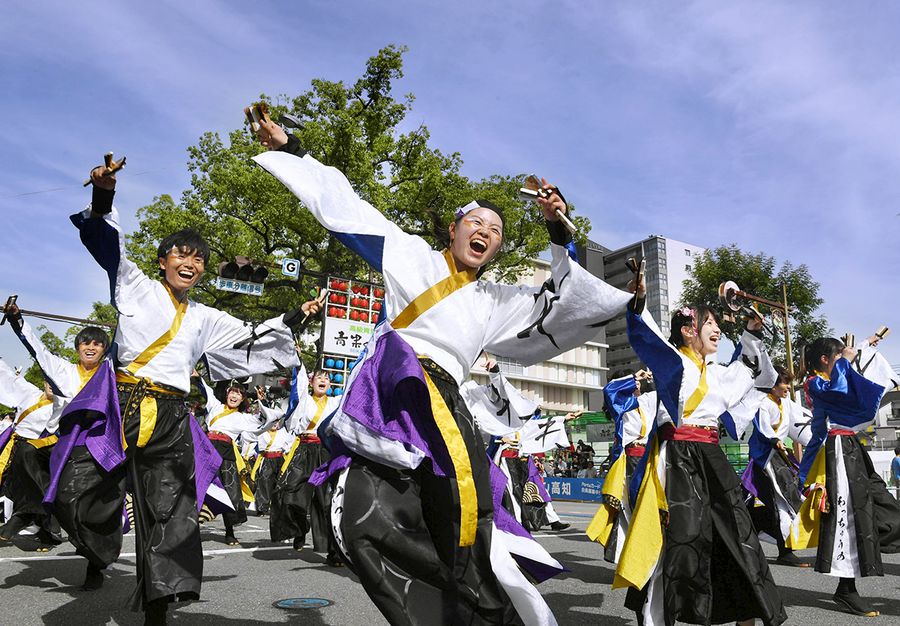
[253,150,632,471]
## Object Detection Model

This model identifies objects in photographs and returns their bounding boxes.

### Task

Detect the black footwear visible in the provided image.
[774,551,809,568]
[225,534,240,546]
[82,563,104,591]
[143,598,168,626]
[833,591,879,617]
[325,553,343,567]
[292,537,304,552]
[549,521,570,531]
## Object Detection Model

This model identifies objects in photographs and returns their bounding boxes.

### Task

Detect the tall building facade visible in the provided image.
[601,235,706,375]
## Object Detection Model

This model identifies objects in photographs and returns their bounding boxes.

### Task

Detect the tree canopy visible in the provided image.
[679,244,831,366]
[126,45,590,327]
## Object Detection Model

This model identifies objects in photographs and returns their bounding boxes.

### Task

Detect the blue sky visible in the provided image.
[1,1,898,371]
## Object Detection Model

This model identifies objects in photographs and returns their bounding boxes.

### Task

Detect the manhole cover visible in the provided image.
[273,598,334,610]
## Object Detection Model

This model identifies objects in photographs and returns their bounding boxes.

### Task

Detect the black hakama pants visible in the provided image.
[747,452,801,550]
[334,363,521,626]
[816,434,900,576]
[54,393,202,610]
[252,455,281,515]
[626,440,787,626]
[209,439,248,528]
[269,441,333,553]
[0,438,58,544]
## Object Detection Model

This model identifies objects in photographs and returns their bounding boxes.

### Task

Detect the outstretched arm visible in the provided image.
[6,309,79,397]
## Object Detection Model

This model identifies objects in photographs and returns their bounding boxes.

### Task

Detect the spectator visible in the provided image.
[892,447,900,488]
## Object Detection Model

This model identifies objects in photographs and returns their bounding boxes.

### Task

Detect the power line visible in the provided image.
[0,167,175,200]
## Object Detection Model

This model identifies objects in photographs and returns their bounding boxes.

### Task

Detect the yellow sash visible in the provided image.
[208,407,238,431]
[768,393,785,432]
[390,249,476,331]
[786,445,827,550]
[613,438,668,590]
[119,282,188,448]
[251,432,278,481]
[0,397,54,484]
[281,396,329,475]
[679,347,709,420]
[586,453,627,546]
[387,250,479,547]
[233,440,254,503]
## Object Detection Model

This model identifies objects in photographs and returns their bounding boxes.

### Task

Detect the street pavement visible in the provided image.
[1,501,899,625]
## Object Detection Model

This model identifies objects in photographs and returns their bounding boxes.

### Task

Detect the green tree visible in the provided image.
[126,45,590,328]
[679,244,831,366]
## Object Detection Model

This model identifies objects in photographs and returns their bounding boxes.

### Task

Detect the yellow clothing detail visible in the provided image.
[586,453,627,545]
[390,249,476,330]
[251,432,279,481]
[281,395,329,475]
[423,368,478,547]
[679,347,709,420]
[124,281,188,377]
[786,445,827,550]
[613,438,668,590]
[208,407,238,431]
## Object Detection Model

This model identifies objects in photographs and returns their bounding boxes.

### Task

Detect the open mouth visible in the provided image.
[177,270,196,281]
[469,239,487,255]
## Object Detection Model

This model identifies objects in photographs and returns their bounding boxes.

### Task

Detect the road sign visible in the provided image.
[281,258,301,279]
[213,276,264,296]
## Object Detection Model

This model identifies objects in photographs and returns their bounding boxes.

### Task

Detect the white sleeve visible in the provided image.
[0,360,41,409]
[755,400,781,441]
[855,345,899,391]
[199,306,301,381]
[71,205,154,310]
[482,244,632,365]
[252,151,435,274]
[14,319,79,397]
[199,378,224,416]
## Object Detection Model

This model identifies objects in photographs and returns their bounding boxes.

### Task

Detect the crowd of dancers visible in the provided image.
[0,115,898,626]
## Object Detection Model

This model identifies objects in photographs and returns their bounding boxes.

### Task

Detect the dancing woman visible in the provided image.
[252,120,631,626]
[788,337,900,616]
[615,282,786,625]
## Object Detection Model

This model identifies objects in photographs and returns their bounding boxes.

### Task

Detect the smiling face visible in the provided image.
[682,311,721,357]
[225,387,244,409]
[159,246,206,298]
[77,339,105,370]
[448,208,504,272]
[311,372,331,398]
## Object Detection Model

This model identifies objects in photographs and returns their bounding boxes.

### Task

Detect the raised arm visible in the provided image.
[8,314,79,397]
[199,298,325,381]
[252,143,434,275]
[70,170,150,309]
[197,376,224,416]
[482,242,632,364]
[0,359,42,409]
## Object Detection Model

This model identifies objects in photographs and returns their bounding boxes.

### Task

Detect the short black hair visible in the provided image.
[74,326,109,350]
[894,447,900,455]
[157,229,210,277]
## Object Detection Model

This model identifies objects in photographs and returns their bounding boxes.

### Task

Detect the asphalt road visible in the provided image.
[1,501,899,625]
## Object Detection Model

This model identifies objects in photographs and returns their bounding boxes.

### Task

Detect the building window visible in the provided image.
[685,249,691,256]
[495,356,524,376]
[685,264,691,271]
